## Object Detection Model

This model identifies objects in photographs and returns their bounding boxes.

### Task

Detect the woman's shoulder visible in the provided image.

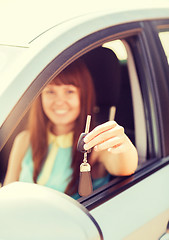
[10,130,31,161]
[3,131,30,185]
[14,130,30,148]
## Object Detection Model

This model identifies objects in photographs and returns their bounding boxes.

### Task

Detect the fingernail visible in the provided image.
[84,144,87,150]
[84,136,88,143]
[94,146,98,151]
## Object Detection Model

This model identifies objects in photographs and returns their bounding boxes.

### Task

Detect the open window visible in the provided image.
[0,36,147,193]
[159,31,169,65]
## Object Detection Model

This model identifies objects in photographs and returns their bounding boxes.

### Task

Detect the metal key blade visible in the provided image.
[84,115,91,163]
[85,115,91,134]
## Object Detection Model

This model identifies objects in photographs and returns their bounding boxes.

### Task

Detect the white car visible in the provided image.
[0,1,169,239]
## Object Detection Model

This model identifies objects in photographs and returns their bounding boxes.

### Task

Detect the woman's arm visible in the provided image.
[3,131,30,185]
[84,121,138,176]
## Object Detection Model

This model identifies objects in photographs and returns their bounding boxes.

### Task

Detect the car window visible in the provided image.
[103,40,127,61]
[158,31,169,65]
[0,38,146,196]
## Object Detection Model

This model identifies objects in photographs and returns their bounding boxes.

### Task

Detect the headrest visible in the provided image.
[83,47,121,107]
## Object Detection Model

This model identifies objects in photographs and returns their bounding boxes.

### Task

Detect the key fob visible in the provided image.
[78,163,93,196]
[77,133,87,153]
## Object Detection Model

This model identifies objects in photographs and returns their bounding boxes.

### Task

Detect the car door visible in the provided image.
[82,19,169,240]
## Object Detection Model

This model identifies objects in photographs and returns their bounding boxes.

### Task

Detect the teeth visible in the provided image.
[54,110,67,114]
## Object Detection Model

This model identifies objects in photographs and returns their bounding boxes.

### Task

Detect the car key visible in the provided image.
[77,115,91,153]
[78,115,93,196]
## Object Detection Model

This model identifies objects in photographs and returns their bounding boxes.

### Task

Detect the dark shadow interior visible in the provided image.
[83,47,122,125]
[83,46,135,142]
[0,46,135,184]
[115,63,135,143]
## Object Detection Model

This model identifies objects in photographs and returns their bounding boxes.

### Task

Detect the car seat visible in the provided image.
[83,46,135,143]
[83,46,122,125]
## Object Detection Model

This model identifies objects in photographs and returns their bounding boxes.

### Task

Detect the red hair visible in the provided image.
[29,59,96,195]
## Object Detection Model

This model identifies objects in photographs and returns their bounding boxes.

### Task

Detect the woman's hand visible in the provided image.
[84,121,127,153]
[84,121,138,176]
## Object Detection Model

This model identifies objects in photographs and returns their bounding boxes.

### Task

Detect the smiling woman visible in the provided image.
[3,58,138,199]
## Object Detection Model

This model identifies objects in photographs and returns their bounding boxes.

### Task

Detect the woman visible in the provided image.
[3,59,138,199]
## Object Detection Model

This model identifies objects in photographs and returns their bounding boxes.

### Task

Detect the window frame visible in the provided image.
[143,20,169,157]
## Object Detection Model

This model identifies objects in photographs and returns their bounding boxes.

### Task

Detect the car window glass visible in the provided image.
[159,31,169,65]
[103,40,127,61]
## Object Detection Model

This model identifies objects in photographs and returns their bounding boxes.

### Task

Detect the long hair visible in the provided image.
[29,58,96,195]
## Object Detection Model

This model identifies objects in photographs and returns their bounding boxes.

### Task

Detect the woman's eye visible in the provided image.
[45,90,55,95]
[66,89,75,94]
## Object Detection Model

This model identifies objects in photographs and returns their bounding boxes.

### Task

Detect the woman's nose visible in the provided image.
[53,93,65,104]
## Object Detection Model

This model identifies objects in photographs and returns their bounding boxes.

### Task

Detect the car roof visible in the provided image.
[0,0,169,46]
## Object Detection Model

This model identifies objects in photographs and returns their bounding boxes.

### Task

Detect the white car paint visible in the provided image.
[91,164,169,239]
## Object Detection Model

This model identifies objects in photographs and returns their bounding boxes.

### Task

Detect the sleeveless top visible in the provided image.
[19,131,110,199]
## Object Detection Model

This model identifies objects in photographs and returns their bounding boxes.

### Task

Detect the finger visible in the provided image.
[93,134,126,152]
[84,121,117,143]
[84,125,124,150]
[108,143,127,153]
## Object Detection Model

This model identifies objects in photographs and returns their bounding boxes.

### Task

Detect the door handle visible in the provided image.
[159,221,169,240]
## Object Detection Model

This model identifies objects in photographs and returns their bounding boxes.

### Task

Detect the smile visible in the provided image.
[54,110,68,115]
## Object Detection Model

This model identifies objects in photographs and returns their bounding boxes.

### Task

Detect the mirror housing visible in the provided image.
[0,182,103,240]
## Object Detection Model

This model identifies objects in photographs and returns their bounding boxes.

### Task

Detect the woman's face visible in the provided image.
[41,83,81,135]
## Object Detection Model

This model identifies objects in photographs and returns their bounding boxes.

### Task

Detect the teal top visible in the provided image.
[19,132,110,199]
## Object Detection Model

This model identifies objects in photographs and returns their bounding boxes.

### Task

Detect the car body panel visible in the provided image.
[0,0,169,45]
[125,208,169,240]
[90,164,169,239]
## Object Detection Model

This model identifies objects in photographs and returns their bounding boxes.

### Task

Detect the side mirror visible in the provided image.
[0,182,103,240]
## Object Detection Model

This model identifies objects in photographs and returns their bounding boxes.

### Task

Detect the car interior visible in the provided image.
[82,45,135,144]
[0,39,147,187]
